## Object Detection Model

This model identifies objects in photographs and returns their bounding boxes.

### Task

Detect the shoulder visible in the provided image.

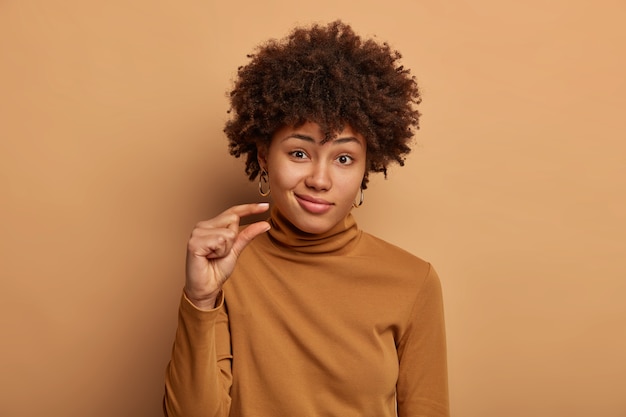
[358,231,429,265]
[355,231,436,284]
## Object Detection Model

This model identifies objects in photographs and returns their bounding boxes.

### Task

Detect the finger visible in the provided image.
[188,229,237,258]
[196,203,270,232]
[227,202,270,218]
[222,203,271,234]
[231,220,271,256]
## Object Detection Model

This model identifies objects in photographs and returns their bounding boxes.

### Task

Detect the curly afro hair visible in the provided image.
[224,20,421,189]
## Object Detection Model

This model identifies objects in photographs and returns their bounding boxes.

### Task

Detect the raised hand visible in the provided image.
[184,203,270,309]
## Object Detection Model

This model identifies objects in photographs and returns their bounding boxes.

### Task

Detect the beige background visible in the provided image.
[1,1,625,416]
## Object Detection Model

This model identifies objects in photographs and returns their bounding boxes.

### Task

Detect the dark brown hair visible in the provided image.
[224,20,421,189]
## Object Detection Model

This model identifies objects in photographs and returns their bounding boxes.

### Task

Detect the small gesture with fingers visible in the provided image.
[184,203,271,309]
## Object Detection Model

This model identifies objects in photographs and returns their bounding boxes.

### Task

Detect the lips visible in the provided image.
[295,194,333,214]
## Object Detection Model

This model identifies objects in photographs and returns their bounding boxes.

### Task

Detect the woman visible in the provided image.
[164,20,449,417]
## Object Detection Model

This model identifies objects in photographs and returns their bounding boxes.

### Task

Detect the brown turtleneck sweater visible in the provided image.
[164,208,449,417]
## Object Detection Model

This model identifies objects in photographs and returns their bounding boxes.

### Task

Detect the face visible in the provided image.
[258,121,367,235]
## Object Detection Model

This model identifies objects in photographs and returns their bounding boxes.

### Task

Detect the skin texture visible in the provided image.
[258,122,367,234]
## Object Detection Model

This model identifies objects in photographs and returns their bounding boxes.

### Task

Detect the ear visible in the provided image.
[257,143,268,172]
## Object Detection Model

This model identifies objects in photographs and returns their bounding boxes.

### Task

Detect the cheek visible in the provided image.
[336,169,365,195]
[349,160,367,185]
[268,162,302,190]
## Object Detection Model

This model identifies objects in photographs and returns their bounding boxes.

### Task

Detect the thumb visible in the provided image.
[232,221,271,256]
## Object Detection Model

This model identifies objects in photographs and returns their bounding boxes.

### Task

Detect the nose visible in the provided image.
[304,162,331,191]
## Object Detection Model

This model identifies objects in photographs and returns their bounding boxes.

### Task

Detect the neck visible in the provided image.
[267,206,361,255]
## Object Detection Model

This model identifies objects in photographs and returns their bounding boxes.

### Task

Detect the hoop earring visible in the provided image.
[352,188,364,208]
[258,170,271,197]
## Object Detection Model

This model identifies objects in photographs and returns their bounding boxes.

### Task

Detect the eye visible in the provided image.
[290,150,308,160]
[336,154,354,165]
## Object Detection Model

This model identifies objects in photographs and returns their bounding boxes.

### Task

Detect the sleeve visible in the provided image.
[163,290,233,417]
[396,264,450,417]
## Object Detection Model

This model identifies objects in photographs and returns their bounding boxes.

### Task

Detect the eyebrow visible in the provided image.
[282,133,363,146]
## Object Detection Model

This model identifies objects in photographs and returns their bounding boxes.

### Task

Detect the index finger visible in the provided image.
[225,202,270,218]
[222,202,270,234]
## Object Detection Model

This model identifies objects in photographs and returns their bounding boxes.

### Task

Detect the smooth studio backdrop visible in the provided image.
[1,1,625,416]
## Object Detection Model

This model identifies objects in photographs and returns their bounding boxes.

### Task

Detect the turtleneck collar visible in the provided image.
[267,206,361,255]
